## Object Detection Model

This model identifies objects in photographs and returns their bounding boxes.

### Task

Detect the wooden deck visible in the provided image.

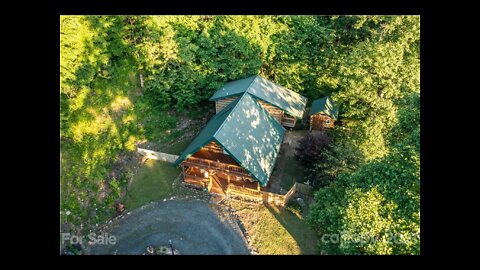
[180,144,312,207]
[182,168,311,207]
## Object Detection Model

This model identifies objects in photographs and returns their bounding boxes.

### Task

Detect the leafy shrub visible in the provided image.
[294,131,331,166]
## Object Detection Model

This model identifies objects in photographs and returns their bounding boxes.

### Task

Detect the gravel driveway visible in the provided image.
[87,199,250,255]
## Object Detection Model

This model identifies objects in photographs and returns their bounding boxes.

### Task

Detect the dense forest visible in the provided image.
[60,15,420,254]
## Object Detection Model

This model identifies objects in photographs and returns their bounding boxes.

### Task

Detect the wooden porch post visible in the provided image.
[226,175,230,196]
[257,182,260,191]
[207,176,212,192]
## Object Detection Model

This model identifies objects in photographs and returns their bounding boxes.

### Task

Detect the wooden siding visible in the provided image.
[257,100,284,123]
[258,100,298,128]
[181,142,252,178]
[215,96,239,114]
[310,114,335,130]
[202,141,224,153]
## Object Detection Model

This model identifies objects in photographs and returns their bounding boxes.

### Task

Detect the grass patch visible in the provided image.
[226,201,318,255]
[123,138,197,211]
[124,159,180,210]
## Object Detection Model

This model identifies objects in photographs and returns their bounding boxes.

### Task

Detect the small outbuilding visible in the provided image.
[309,96,339,130]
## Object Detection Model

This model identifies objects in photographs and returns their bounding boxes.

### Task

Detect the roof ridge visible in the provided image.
[245,75,260,92]
[209,75,259,101]
[173,97,240,166]
[248,92,286,132]
[212,91,249,138]
[246,92,286,181]
[245,75,307,118]
[212,92,285,186]
[252,75,306,100]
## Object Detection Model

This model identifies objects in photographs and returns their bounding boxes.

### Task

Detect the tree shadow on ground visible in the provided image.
[264,202,319,254]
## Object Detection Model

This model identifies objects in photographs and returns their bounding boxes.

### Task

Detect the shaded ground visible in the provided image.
[162,138,193,155]
[124,137,196,210]
[269,130,308,193]
[87,199,250,255]
[124,159,181,210]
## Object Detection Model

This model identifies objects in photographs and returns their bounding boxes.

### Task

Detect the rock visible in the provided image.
[146,246,155,255]
[116,203,125,213]
[296,197,306,208]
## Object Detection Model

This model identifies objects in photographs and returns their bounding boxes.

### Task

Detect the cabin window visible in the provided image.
[325,119,331,124]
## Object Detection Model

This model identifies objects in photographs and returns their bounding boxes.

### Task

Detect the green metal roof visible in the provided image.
[175,92,286,186]
[173,98,240,168]
[309,96,339,120]
[209,75,307,119]
[209,76,257,101]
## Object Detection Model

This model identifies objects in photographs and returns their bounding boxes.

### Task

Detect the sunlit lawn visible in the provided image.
[227,200,318,255]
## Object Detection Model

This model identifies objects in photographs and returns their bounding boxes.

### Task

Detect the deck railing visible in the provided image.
[183,156,251,177]
[227,184,262,201]
[227,182,310,207]
[281,116,296,127]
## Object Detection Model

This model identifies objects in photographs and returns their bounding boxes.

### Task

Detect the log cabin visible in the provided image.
[209,75,307,128]
[309,96,339,130]
[174,76,307,203]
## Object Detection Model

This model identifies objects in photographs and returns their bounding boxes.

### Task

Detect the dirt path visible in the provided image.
[86,199,250,255]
